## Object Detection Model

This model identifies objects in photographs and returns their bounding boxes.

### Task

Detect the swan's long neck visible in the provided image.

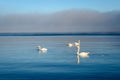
[78,40,80,52]
[77,40,80,64]
[77,40,80,53]
[77,46,80,53]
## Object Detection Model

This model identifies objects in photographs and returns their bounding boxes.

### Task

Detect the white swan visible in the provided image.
[68,40,89,64]
[67,43,74,47]
[37,46,48,53]
[76,42,89,64]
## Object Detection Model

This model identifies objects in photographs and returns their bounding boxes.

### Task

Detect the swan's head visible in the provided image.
[38,47,48,53]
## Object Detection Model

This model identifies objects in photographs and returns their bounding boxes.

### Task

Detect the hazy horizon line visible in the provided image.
[0,32,120,36]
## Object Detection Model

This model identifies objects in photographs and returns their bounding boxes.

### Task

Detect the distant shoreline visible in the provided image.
[0,33,120,36]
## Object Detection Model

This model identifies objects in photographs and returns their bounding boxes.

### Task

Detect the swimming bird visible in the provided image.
[68,40,89,64]
[37,46,48,53]
[76,41,89,64]
[67,43,74,47]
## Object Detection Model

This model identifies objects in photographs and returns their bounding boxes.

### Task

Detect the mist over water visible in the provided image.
[0,36,120,80]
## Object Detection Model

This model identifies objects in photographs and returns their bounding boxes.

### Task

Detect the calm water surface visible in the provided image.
[0,36,120,80]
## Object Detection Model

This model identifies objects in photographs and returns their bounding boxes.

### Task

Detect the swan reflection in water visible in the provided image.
[37,46,48,53]
[68,40,89,64]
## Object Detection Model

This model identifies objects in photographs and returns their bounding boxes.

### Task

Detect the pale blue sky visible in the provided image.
[0,0,120,14]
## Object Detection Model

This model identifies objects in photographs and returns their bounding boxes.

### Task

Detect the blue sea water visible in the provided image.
[0,36,120,80]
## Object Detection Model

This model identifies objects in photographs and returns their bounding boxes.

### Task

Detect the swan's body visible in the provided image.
[67,43,74,47]
[38,46,47,53]
[77,52,89,58]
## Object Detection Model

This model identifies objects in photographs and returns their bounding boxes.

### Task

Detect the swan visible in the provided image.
[68,40,89,64]
[37,46,48,53]
[67,43,74,47]
[67,40,80,47]
[76,44,89,63]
